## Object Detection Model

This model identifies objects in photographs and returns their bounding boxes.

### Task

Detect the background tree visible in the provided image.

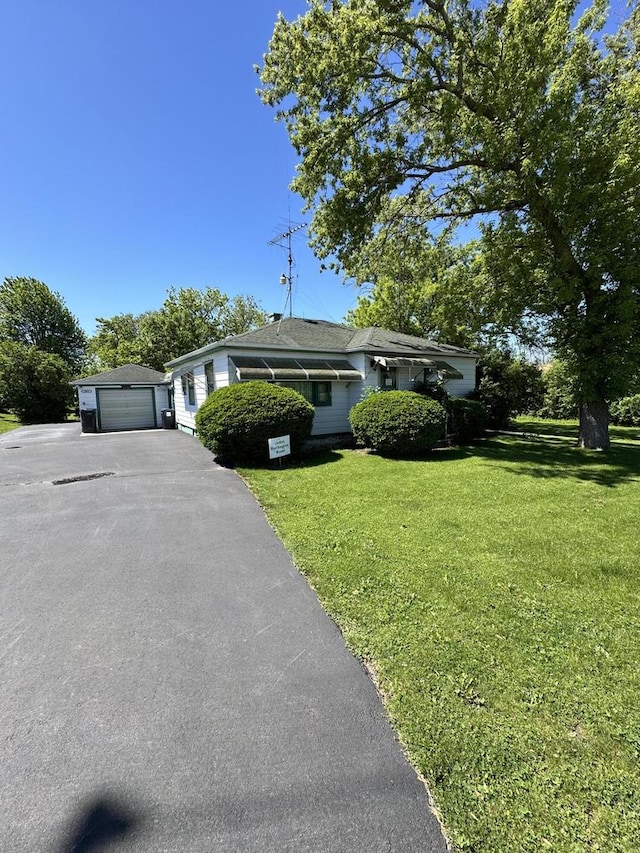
[346,234,494,348]
[471,349,545,428]
[0,341,74,423]
[87,288,267,372]
[259,0,640,448]
[0,277,87,372]
[537,360,580,420]
[88,313,146,370]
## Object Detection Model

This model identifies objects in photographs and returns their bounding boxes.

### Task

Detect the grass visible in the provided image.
[240,435,640,852]
[0,412,21,434]
[512,415,640,444]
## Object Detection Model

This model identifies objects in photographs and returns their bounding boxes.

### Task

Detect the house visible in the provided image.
[71,364,171,432]
[165,316,477,437]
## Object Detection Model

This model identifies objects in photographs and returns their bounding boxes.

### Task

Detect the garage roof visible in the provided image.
[71,364,169,386]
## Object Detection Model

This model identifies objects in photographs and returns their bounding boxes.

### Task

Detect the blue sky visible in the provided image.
[0,1,358,335]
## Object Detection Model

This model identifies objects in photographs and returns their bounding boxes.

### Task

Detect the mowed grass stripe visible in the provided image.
[240,437,640,852]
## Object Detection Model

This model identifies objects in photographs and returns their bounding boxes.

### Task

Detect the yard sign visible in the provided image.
[268,434,291,460]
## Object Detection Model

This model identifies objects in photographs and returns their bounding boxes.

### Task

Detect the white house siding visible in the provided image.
[154,386,171,424]
[309,382,353,434]
[354,353,476,398]
[172,347,360,436]
[174,369,198,434]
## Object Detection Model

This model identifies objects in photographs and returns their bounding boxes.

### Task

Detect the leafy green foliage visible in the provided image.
[471,350,544,429]
[610,395,640,427]
[537,359,580,420]
[259,1,640,447]
[241,438,640,851]
[0,341,73,423]
[87,313,147,370]
[450,397,489,444]
[88,288,267,372]
[0,277,86,371]
[411,379,488,442]
[195,381,314,464]
[411,378,452,411]
[349,390,445,455]
[346,237,487,348]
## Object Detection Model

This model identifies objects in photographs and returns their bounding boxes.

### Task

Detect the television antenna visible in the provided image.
[268,221,307,317]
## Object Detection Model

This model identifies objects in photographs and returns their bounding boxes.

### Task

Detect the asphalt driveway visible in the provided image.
[0,424,447,852]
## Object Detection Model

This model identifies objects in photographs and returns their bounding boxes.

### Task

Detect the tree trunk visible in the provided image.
[579,400,610,450]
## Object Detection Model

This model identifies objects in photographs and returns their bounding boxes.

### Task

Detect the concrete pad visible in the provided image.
[0,424,447,852]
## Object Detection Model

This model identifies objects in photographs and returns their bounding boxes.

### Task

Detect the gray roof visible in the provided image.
[71,364,169,386]
[165,317,476,368]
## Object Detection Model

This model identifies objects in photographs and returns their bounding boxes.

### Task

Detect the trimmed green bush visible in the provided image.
[195,381,314,464]
[349,390,445,456]
[450,397,488,444]
[610,394,640,427]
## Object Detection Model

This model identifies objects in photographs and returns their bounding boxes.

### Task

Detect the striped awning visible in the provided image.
[373,356,436,368]
[230,356,362,382]
[434,360,464,379]
[372,355,463,379]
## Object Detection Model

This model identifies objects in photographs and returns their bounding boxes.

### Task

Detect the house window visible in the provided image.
[276,381,332,406]
[181,372,196,406]
[204,362,215,395]
[379,367,397,389]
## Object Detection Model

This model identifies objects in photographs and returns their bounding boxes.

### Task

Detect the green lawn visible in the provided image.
[240,437,640,852]
[0,413,21,434]
[513,415,640,444]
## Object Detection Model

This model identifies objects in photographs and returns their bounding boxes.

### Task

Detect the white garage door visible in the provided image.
[97,387,157,431]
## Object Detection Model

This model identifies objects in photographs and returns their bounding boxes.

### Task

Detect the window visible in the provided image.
[275,381,332,406]
[204,362,215,395]
[181,372,196,406]
[379,367,397,389]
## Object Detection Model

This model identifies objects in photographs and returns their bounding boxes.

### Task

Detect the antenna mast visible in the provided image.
[268,221,307,317]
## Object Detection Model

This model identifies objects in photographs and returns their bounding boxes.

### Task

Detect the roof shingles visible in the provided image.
[71,364,169,386]
[165,317,476,368]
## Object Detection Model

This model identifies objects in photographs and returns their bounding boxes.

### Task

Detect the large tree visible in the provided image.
[0,277,87,372]
[259,0,640,448]
[0,341,74,423]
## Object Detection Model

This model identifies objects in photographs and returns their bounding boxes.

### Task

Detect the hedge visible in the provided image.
[349,390,446,456]
[195,381,314,464]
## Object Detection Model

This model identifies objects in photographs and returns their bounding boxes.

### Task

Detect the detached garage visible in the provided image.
[71,365,171,432]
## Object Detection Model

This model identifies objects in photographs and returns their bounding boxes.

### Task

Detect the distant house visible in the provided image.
[71,364,171,432]
[165,316,478,437]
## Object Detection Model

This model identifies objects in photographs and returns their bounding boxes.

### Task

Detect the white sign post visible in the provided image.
[268,434,291,461]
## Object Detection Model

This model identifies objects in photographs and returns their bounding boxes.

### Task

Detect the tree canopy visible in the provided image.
[259,0,640,447]
[88,288,267,372]
[345,235,487,348]
[0,277,87,371]
[0,341,74,423]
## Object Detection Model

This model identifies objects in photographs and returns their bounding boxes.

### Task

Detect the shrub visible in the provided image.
[195,381,314,464]
[349,390,445,456]
[450,398,489,444]
[411,378,452,409]
[610,395,640,427]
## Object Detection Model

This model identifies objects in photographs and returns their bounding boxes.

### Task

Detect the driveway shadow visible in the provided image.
[55,794,142,852]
